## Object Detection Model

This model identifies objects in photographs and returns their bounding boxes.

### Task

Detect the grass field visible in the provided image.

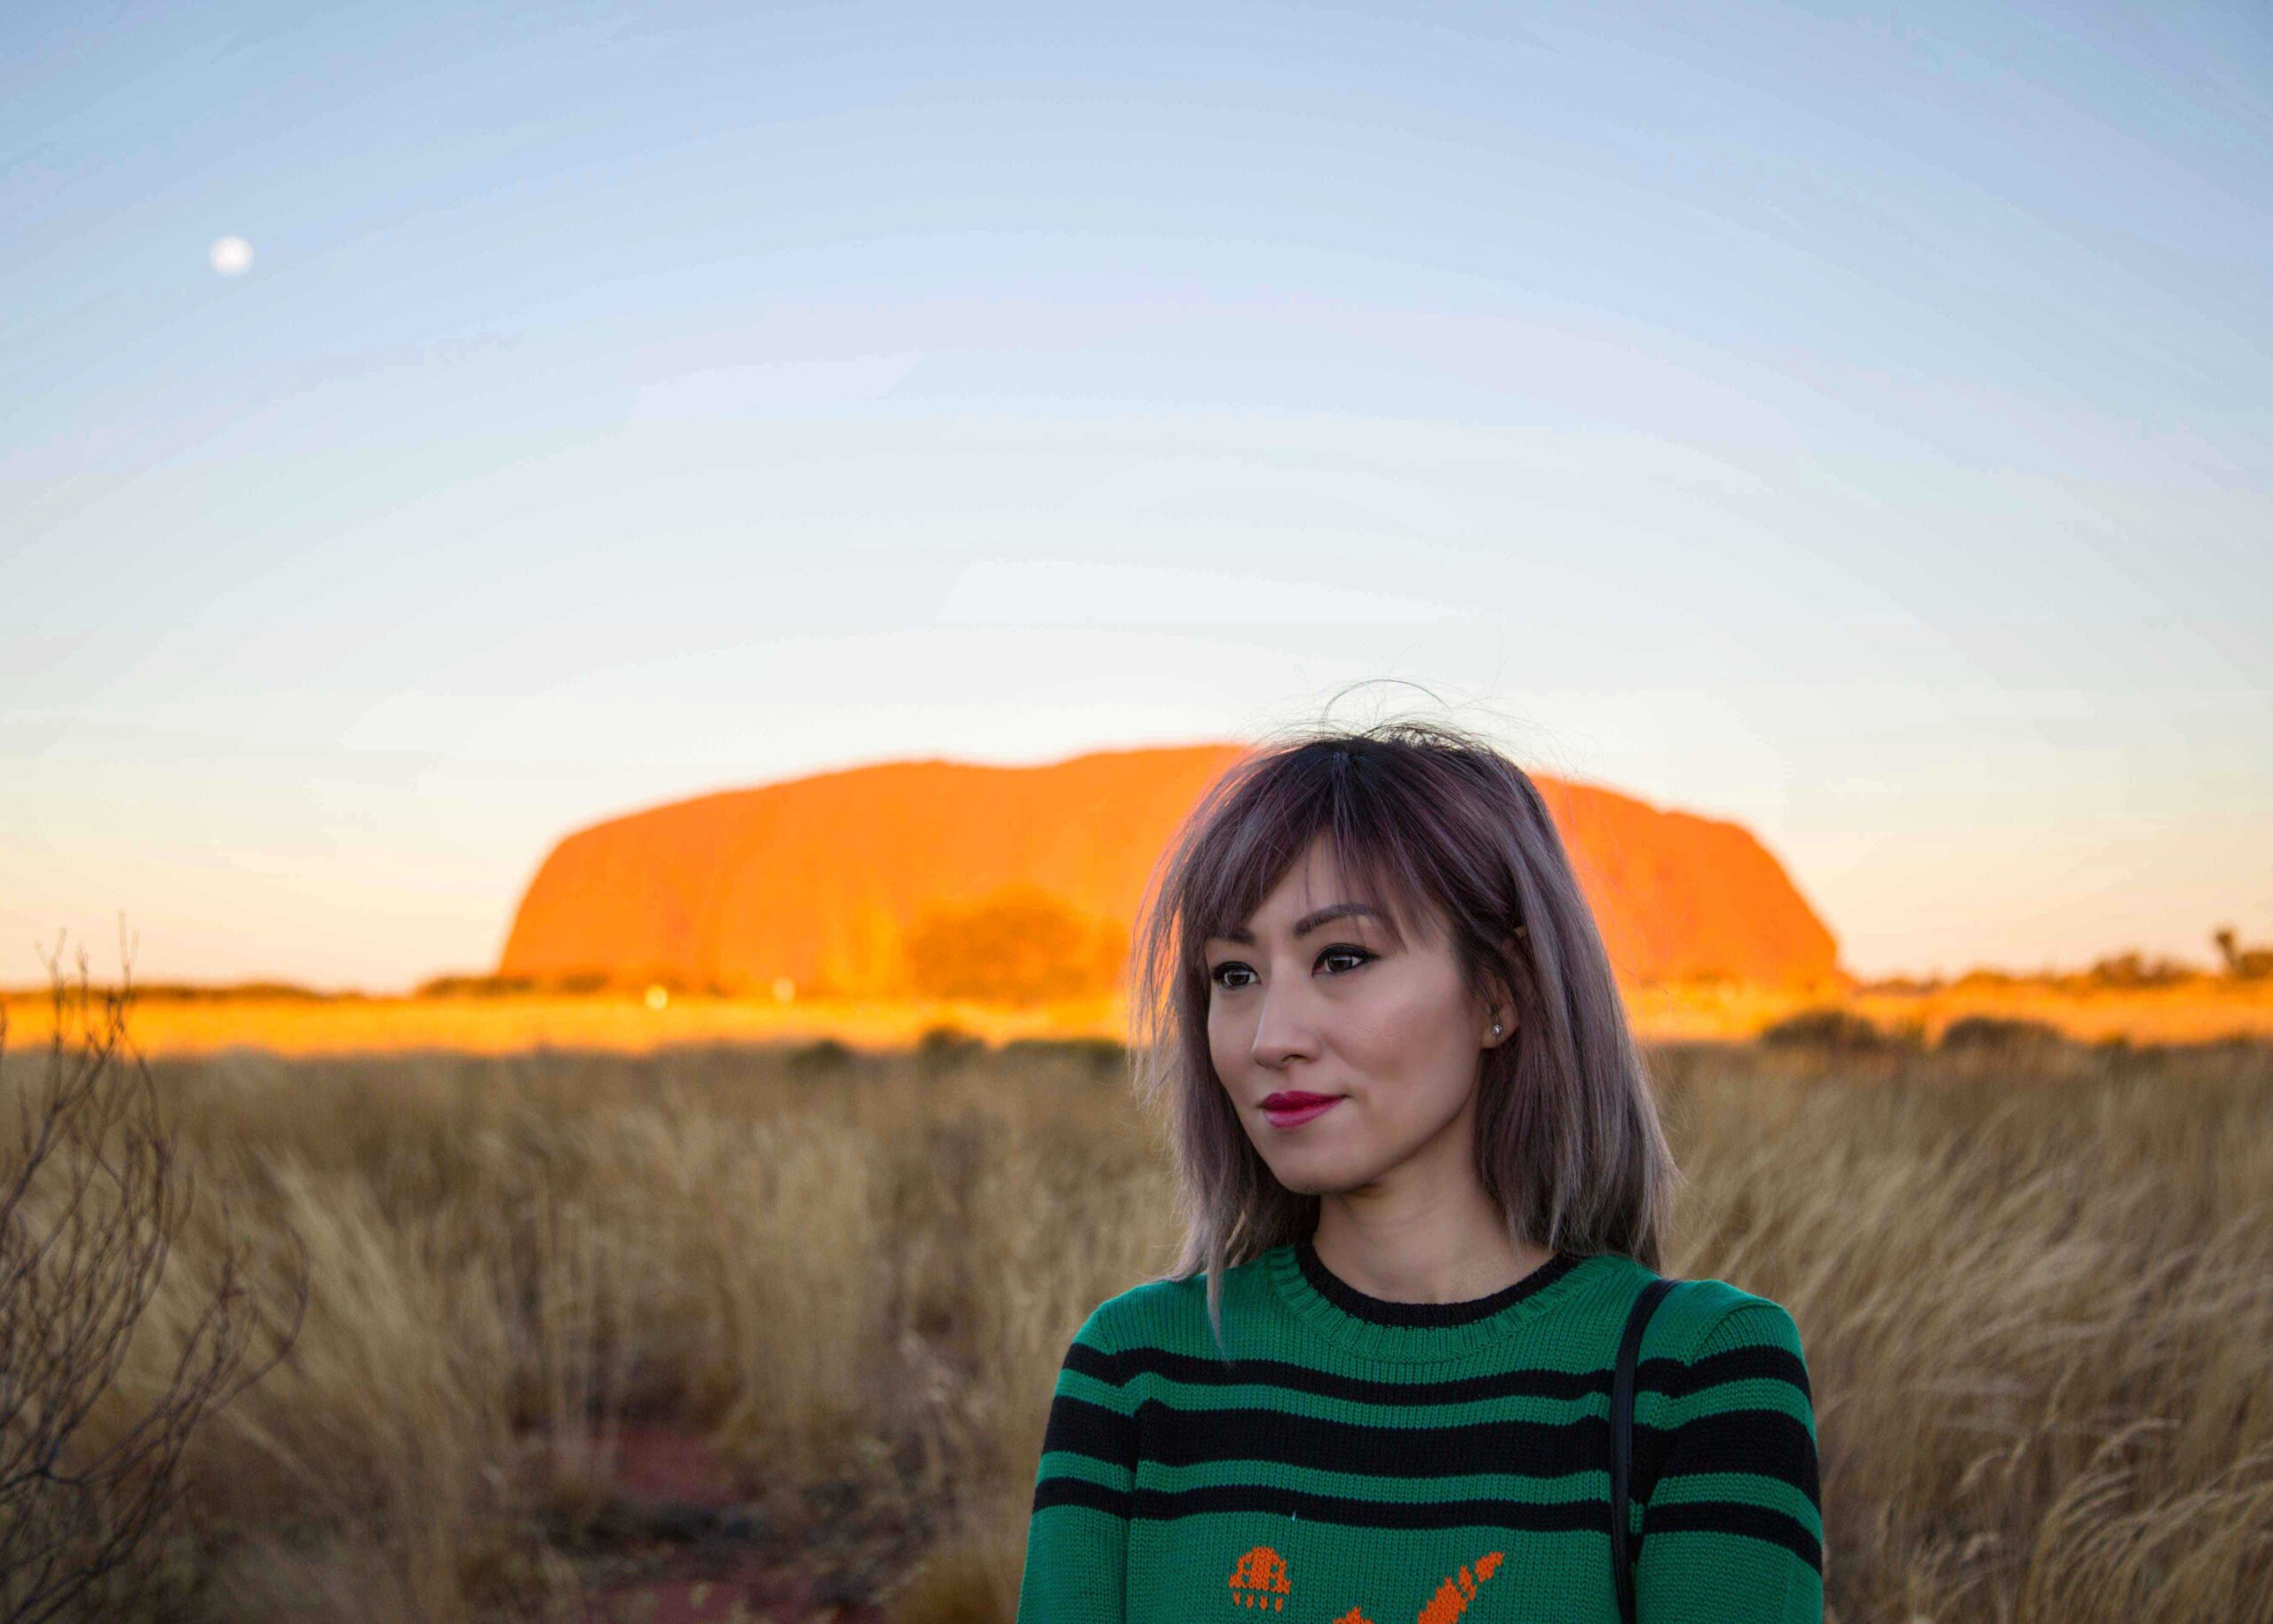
[4,1009,2269,1623]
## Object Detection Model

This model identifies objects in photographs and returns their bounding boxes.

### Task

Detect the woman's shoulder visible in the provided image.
[1564,1252,1806,1351]
[1643,1270,1813,1379]
[1071,1248,1279,1355]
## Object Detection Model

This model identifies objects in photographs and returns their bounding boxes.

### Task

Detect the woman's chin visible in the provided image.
[1261,1152,1378,1199]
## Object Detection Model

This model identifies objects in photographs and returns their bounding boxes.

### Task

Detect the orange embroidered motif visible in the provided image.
[1319,1549,1506,1624]
[1414,1551,1503,1624]
[1237,1543,1504,1623]
[1227,1545,1293,1611]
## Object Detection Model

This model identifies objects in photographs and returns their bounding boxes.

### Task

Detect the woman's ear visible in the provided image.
[1485,933,1524,1044]
[1478,974,1516,1047]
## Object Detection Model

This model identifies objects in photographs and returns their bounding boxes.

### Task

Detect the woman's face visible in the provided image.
[1203,832,1511,1199]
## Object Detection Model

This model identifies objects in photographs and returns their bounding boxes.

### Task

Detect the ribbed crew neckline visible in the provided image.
[1266,1232,1597,1363]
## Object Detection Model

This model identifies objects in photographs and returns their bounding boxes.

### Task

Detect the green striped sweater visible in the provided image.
[1017,1234,1823,1624]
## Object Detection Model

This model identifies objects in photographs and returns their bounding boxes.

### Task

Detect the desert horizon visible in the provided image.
[14,741,2268,1060]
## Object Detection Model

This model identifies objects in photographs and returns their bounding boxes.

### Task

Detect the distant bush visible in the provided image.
[786,1036,855,1076]
[1952,969,2018,989]
[414,973,541,998]
[413,971,695,998]
[1859,975,1944,994]
[1937,1014,2065,1053]
[4,979,339,1003]
[2082,952,2198,988]
[1757,1007,1896,1052]
[915,1025,987,1073]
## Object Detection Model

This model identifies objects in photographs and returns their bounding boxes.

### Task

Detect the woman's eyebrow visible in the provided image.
[1211,901,1382,946]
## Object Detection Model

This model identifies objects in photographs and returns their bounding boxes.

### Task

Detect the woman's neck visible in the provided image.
[1309,1200,1556,1306]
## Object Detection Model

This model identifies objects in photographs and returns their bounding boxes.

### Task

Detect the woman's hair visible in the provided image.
[1126,713,1682,1351]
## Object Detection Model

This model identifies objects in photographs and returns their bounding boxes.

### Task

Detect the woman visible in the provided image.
[1016,719,1824,1624]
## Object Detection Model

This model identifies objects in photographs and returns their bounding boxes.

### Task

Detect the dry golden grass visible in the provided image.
[3,1021,2268,1623]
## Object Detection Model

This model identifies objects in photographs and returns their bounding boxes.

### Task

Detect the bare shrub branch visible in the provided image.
[0,937,311,1624]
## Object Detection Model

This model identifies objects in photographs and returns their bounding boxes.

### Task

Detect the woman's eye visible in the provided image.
[1210,946,1373,989]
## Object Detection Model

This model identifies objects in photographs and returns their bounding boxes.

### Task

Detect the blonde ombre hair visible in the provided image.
[1125,714,1682,1351]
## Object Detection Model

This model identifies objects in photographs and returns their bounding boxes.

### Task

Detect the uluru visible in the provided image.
[496,743,1841,999]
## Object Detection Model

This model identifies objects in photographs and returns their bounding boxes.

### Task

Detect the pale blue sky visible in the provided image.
[4,1,2269,989]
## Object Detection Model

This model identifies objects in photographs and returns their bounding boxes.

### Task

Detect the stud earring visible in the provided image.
[1491,1022,1503,1036]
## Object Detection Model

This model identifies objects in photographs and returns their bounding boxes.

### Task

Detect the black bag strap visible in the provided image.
[1611,1274,1683,1624]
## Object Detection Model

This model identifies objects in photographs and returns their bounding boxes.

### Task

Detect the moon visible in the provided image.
[209,236,254,277]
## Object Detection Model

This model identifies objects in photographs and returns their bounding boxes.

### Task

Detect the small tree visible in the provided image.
[1757,1006,1895,1053]
[2212,925,2273,979]
[1,940,309,1623]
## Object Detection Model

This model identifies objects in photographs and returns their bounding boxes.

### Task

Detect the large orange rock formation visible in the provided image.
[496,744,1840,997]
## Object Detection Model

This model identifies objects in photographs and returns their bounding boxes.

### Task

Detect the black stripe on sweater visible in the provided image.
[1037,1394,1818,1514]
[1640,1500,1822,1571]
[1059,1338,1121,1385]
[1637,1408,1822,1512]
[1032,1476,1132,1519]
[1032,1477,1821,1573]
[1148,1400,1819,1509]
[1039,1390,1137,1472]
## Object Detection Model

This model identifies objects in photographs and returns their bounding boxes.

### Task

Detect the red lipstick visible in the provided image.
[1261,1090,1342,1129]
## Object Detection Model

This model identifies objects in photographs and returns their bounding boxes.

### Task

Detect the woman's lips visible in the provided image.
[1262,1096,1342,1129]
